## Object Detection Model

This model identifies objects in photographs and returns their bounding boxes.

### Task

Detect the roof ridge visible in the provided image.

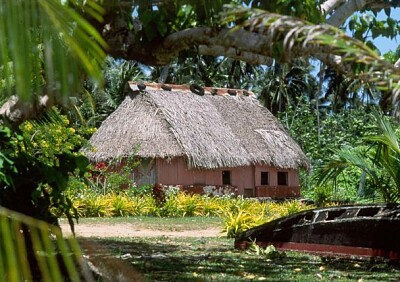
[128,82,255,96]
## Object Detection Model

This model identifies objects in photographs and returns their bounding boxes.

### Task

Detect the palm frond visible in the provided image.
[0,207,92,281]
[367,110,400,155]
[0,0,106,101]
[315,110,400,203]
[315,146,374,186]
[220,6,400,93]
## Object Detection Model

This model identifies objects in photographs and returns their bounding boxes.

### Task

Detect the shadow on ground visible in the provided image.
[79,236,400,281]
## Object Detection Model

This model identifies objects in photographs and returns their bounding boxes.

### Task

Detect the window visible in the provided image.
[222,170,231,185]
[261,171,269,185]
[244,188,254,198]
[277,171,288,186]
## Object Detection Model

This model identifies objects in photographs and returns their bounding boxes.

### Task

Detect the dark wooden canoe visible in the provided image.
[235,204,400,259]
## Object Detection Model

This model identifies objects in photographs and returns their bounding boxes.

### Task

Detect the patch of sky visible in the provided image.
[347,8,400,54]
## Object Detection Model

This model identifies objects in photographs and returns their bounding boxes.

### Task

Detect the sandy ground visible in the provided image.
[60,222,222,238]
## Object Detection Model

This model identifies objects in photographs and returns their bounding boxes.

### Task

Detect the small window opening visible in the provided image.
[244,188,254,198]
[261,171,269,185]
[222,170,231,185]
[277,171,288,186]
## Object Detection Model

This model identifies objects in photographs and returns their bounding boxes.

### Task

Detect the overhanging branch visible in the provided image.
[325,0,394,26]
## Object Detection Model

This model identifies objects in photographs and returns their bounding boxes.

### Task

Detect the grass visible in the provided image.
[82,236,400,281]
[62,216,223,231]
[71,216,400,281]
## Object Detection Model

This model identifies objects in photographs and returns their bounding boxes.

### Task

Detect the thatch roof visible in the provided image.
[85,82,310,170]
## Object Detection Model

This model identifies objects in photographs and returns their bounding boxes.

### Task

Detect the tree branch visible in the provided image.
[198,45,273,66]
[320,0,346,15]
[96,6,400,89]
[0,95,56,127]
[326,0,393,26]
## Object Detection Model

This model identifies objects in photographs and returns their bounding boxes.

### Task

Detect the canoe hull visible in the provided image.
[235,204,400,259]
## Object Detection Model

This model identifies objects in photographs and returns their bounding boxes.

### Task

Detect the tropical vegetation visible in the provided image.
[2,0,400,280]
[315,110,400,203]
[66,184,314,237]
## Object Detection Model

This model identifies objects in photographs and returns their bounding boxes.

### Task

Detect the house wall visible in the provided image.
[254,165,300,198]
[133,158,157,186]
[254,165,299,186]
[155,158,300,198]
[156,158,254,194]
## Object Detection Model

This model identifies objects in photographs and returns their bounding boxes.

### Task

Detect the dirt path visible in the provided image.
[60,222,222,238]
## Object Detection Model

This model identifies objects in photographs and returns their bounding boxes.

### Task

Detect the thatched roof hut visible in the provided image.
[85,82,309,171]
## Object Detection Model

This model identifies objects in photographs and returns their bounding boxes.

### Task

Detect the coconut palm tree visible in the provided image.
[258,60,317,115]
[315,110,400,203]
[322,68,379,113]
[70,58,146,128]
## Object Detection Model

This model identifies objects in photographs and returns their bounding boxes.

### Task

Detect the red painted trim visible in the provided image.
[236,241,400,260]
[255,186,300,198]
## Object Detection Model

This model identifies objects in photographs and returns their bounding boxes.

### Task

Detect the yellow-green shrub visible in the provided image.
[220,198,268,237]
[108,194,135,217]
[265,200,314,222]
[132,195,157,216]
[221,199,315,238]
[71,191,315,238]
[82,195,112,217]
[195,195,222,216]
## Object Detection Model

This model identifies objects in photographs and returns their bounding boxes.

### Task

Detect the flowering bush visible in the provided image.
[14,113,94,167]
[0,109,92,226]
[202,185,238,198]
[86,155,139,194]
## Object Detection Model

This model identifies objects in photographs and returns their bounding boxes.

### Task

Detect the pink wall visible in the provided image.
[155,158,300,196]
[156,158,255,194]
[254,165,299,187]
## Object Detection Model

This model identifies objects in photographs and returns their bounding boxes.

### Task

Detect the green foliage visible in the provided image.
[279,100,378,199]
[249,0,323,23]
[281,101,376,160]
[0,126,17,185]
[0,206,91,281]
[312,185,333,207]
[314,111,400,203]
[0,0,105,101]
[15,110,94,167]
[127,184,153,197]
[348,13,400,55]
[0,109,91,226]
[86,155,140,195]
[136,0,230,43]
[258,61,317,114]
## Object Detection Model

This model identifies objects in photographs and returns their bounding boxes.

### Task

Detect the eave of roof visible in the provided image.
[84,82,310,170]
